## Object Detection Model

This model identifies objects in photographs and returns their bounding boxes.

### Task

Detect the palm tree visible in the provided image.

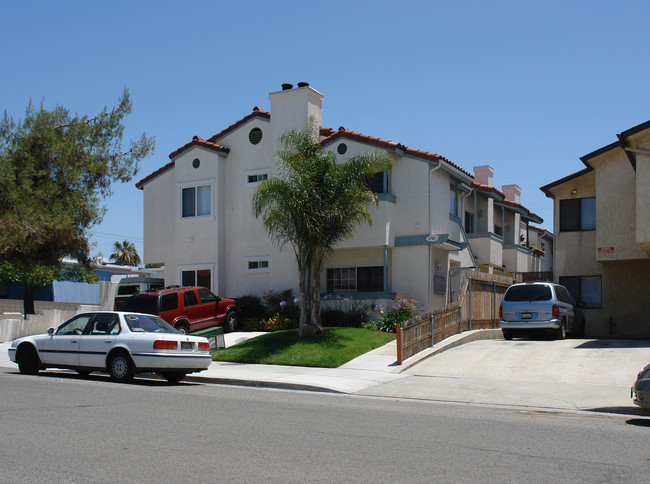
[110,240,141,267]
[253,122,390,336]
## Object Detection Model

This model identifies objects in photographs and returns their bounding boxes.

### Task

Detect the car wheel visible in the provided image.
[17,344,40,375]
[108,352,135,383]
[175,322,190,334]
[556,320,567,340]
[162,372,186,384]
[502,329,514,340]
[224,311,238,333]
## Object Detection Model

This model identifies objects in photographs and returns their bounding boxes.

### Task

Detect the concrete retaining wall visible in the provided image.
[0,282,118,342]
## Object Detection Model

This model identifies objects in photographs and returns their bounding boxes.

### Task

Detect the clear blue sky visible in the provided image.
[3,0,649,262]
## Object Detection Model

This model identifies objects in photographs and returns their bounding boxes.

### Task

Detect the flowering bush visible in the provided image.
[259,313,295,332]
[375,295,418,333]
[320,293,373,328]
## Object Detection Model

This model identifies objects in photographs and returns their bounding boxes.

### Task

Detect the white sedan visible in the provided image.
[7,311,212,383]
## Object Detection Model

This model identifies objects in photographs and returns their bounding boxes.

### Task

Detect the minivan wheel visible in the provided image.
[556,320,567,340]
[502,329,514,340]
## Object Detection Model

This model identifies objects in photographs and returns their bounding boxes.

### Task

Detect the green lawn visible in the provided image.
[212,327,395,368]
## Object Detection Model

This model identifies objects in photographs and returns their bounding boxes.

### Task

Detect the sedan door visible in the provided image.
[78,313,120,369]
[39,314,94,367]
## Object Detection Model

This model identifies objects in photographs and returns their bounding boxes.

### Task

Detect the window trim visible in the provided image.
[246,256,270,273]
[178,179,214,221]
[246,169,270,186]
[559,275,602,309]
[326,266,384,293]
[178,264,214,291]
[559,197,596,232]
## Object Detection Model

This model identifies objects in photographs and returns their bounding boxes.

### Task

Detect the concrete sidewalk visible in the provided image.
[1,330,648,415]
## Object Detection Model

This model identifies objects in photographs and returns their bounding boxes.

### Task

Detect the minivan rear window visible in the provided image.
[504,284,552,302]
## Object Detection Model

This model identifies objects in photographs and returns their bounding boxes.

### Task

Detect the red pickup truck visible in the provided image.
[123,286,238,334]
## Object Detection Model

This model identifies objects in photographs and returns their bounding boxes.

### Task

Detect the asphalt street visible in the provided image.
[2,371,649,483]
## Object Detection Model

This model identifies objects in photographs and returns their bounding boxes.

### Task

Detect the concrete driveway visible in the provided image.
[357,337,650,411]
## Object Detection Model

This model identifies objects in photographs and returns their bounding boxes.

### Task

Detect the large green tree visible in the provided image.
[0,89,154,315]
[110,240,141,266]
[253,123,390,336]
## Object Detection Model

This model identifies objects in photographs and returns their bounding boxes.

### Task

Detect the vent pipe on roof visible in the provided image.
[297,82,309,88]
[281,83,293,90]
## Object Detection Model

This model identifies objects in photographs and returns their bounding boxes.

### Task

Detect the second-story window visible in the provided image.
[560,197,595,232]
[366,172,385,194]
[181,184,211,218]
[247,173,268,184]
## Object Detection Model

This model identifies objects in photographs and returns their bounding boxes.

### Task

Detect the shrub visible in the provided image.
[237,295,266,321]
[259,313,295,331]
[375,295,418,333]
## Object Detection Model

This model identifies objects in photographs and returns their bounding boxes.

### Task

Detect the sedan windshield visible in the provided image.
[125,314,180,334]
[504,285,552,302]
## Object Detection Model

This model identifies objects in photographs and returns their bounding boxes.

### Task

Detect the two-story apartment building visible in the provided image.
[464,165,545,277]
[541,119,650,337]
[136,84,543,313]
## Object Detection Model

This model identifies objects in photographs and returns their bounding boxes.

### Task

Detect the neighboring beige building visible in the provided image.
[541,119,650,337]
[136,84,544,313]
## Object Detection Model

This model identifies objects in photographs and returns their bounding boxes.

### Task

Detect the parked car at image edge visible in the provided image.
[122,286,239,334]
[499,282,585,340]
[7,311,212,383]
[631,363,650,411]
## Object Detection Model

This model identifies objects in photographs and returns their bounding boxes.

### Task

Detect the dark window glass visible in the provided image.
[464,211,474,234]
[197,288,218,303]
[182,187,196,218]
[366,172,384,194]
[182,270,195,287]
[559,275,602,309]
[183,290,199,307]
[560,198,595,232]
[357,266,383,292]
[160,293,178,312]
[117,285,140,296]
[197,269,211,289]
[494,225,503,236]
[123,295,158,314]
[504,284,552,302]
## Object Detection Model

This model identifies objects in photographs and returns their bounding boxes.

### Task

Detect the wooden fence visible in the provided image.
[396,272,513,364]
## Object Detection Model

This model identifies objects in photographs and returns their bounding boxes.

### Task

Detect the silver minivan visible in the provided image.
[499,282,577,340]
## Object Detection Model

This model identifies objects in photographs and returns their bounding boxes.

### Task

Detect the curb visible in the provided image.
[183,374,345,393]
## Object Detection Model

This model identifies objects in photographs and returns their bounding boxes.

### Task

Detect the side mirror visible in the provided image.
[47,328,54,336]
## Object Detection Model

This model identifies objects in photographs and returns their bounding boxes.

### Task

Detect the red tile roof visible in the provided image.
[471,182,505,199]
[136,108,269,189]
[207,108,270,144]
[136,136,229,189]
[319,127,472,178]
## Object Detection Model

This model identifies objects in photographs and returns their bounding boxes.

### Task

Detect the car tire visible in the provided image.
[175,322,190,334]
[224,311,238,333]
[108,351,135,383]
[17,344,40,375]
[502,329,514,340]
[162,372,186,384]
[556,320,567,340]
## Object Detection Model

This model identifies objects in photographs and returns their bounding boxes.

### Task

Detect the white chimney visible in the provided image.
[502,184,522,204]
[473,165,494,187]
[269,83,323,151]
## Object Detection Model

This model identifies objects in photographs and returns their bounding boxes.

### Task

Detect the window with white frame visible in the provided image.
[246,257,270,272]
[181,183,211,218]
[246,170,269,185]
[180,268,212,290]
